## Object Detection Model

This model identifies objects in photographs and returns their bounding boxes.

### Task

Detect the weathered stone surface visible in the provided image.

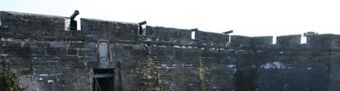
[276,35,301,47]
[0,11,339,91]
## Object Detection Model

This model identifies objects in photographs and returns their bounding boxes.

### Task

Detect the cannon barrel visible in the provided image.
[138,21,147,25]
[191,28,198,31]
[70,10,79,20]
[223,30,233,35]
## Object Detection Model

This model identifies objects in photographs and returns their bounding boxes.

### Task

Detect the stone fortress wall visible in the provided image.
[1,11,340,91]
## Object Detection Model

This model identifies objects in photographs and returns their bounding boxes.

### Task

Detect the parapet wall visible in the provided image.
[1,11,340,91]
[1,11,340,49]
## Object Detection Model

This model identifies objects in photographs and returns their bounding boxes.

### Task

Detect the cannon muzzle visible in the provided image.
[138,21,147,25]
[70,10,79,20]
[223,30,233,35]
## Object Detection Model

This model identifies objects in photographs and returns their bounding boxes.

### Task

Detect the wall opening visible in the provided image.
[77,17,81,30]
[93,69,115,91]
[228,35,231,43]
[301,34,307,44]
[302,31,318,44]
[272,36,277,44]
[225,35,231,47]
[191,31,195,39]
[138,21,147,35]
[140,25,146,35]
[70,10,79,31]
[0,19,2,26]
[65,10,80,31]
[191,30,196,40]
[64,18,70,31]
[70,19,78,30]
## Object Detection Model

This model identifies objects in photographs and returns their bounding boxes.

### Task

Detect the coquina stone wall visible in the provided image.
[1,11,340,91]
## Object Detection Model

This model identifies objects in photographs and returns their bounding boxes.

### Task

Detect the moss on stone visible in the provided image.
[136,56,162,91]
[0,60,23,91]
[196,58,209,91]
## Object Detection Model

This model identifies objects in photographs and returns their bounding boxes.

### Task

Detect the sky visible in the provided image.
[1,0,340,36]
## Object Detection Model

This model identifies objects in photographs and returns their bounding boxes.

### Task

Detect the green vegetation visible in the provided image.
[196,58,209,91]
[1,61,22,91]
[136,57,162,91]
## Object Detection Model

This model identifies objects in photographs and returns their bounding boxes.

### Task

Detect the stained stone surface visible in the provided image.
[0,11,339,91]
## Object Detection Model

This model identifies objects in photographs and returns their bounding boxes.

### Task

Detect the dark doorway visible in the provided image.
[93,69,115,91]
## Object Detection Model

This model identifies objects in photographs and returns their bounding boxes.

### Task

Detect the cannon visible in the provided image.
[138,21,147,25]
[69,10,79,30]
[223,30,233,35]
[70,10,79,20]
[138,21,147,35]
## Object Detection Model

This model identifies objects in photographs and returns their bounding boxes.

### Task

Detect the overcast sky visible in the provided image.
[1,0,340,36]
